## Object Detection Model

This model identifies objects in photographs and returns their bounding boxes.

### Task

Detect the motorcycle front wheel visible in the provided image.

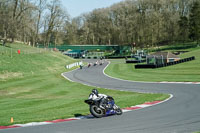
[113,104,123,115]
[115,108,123,115]
[90,105,104,118]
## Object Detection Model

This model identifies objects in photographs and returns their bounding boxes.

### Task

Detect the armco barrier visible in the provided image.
[66,62,83,69]
[126,60,146,63]
[106,56,125,59]
[105,56,131,59]
[135,56,195,69]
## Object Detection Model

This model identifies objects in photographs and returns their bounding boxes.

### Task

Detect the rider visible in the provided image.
[80,64,83,69]
[88,89,108,109]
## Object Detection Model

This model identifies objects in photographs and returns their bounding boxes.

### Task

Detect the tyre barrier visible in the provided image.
[135,56,195,69]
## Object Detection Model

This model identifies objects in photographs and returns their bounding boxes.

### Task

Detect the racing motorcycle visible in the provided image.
[88,63,91,68]
[84,96,122,118]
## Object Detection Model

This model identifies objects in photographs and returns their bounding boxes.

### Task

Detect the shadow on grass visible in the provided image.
[154,43,198,52]
[74,113,95,119]
[74,114,83,117]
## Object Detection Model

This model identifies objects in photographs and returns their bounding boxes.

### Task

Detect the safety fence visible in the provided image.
[0,45,59,58]
[135,56,195,69]
[66,62,83,69]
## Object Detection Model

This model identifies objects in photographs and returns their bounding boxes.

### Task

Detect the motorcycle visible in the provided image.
[84,96,122,118]
[93,62,97,66]
[88,63,91,68]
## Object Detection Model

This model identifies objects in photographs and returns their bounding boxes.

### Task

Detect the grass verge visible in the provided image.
[0,43,169,126]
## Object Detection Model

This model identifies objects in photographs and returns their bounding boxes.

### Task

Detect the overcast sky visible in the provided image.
[60,0,124,18]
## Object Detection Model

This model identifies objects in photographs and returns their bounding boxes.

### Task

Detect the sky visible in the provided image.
[60,0,124,18]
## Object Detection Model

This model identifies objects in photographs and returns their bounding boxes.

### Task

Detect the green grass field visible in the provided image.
[105,48,200,82]
[0,43,169,126]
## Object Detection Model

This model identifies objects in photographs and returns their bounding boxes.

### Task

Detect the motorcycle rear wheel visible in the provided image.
[90,105,104,118]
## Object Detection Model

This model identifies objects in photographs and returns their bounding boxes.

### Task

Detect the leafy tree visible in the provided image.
[1,0,198,47]
[189,0,200,44]
[178,16,189,42]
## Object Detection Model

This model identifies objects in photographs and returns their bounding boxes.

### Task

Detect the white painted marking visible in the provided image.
[15,122,52,127]
[135,104,151,108]
[61,73,74,82]
[122,110,131,113]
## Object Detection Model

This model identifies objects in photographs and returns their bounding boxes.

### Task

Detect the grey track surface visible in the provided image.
[1,60,200,133]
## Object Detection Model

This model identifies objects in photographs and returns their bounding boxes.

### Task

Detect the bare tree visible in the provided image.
[43,0,68,46]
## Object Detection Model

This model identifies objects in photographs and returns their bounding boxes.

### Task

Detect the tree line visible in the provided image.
[0,0,200,47]
[0,0,68,46]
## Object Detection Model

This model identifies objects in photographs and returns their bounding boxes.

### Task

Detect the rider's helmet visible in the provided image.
[92,89,98,96]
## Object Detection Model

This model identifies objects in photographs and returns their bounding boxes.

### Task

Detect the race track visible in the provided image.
[1,60,200,133]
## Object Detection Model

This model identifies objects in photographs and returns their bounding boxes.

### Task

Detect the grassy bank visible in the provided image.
[105,48,200,82]
[148,42,199,52]
[0,43,169,126]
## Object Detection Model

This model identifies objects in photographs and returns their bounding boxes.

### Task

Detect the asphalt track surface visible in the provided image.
[1,60,200,133]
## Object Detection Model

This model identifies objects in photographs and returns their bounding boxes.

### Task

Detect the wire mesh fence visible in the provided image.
[0,45,52,58]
